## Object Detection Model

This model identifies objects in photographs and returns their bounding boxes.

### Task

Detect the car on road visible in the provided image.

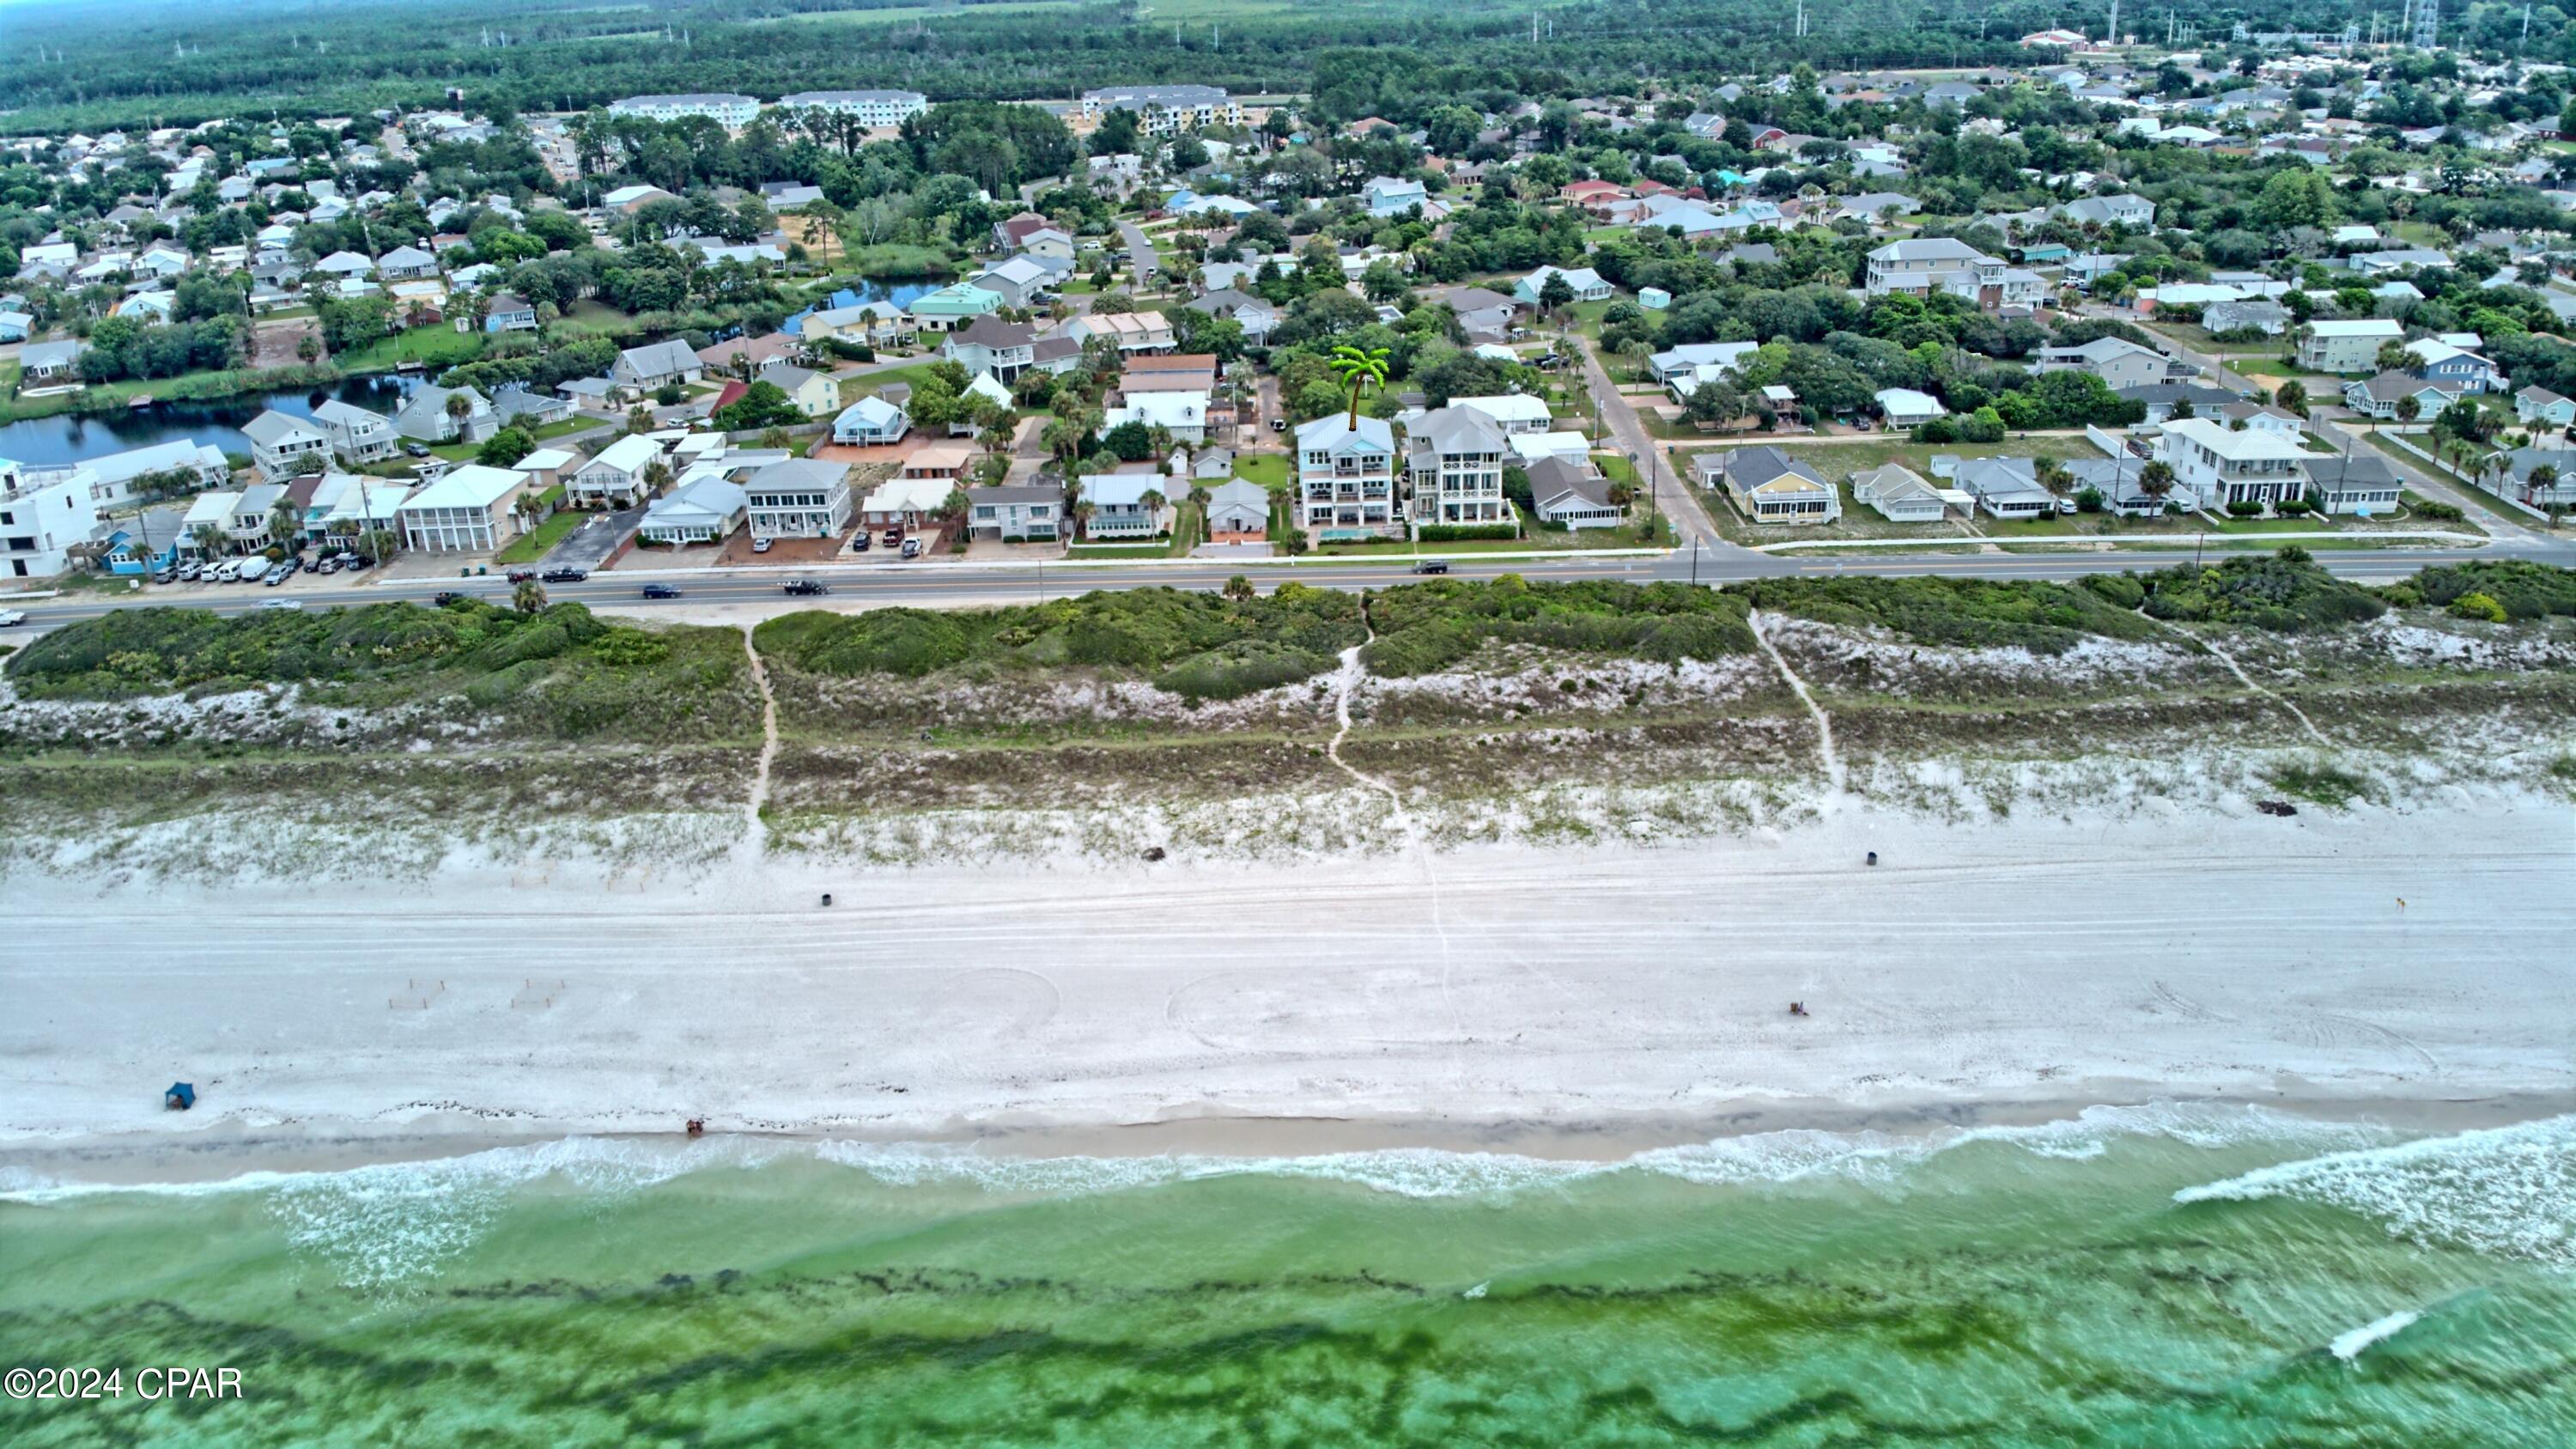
[259,599,304,611]
[540,567,588,583]
[1270,417,1287,432]
[1410,560,1451,575]
[750,537,772,554]
[0,609,25,627]
[506,569,539,583]
[783,579,830,596]
[641,583,682,599]
[848,533,871,552]
[432,591,466,606]
[899,538,922,558]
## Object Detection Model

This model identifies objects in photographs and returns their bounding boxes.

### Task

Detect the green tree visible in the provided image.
[1327,343,1391,431]
[477,426,536,467]
[513,580,548,612]
[2253,168,2339,232]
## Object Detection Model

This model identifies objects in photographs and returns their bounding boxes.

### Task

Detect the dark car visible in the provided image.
[432,590,465,606]
[1410,560,1450,575]
[641,583,682,600]
[340,552,372,570]
[848,533,872,552]
[783,580,830,596]
[540,567,588,583]
[506,569,539,583]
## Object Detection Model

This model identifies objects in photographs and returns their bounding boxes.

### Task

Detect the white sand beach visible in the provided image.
[6,799,2572,1153]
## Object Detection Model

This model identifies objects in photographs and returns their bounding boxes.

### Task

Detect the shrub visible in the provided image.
[2275,497,2312,516]
[1415,524,1518,542]
[2226,500,2264,518]
[1363,579,1754,675]
[2405,561,2576,620]
[2412,499,2465,521]
[2080,574,2146,610]
[2074,486,2104,514]
[2446,591,2508,623]
[1740,575,2160,654]
[2138,555,2386,632]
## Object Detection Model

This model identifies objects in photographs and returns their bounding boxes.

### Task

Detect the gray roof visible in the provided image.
[1526,455,1613,509]
[1407,405,1510,456]
[240,409,320,446]
[2117,383,2239,406]
[747,458,847,492]
[1719,445,1827,491]
[968,484,1059,504]
[1296,414,1394,453]
[2300,454,2401,492]
[620,339,700,374]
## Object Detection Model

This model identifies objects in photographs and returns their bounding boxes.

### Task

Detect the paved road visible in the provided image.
[1575,340,1729,552]
[11,541,2536,630]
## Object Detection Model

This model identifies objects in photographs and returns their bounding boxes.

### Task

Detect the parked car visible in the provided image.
[264,565,292,586]
[259,599,304,611]
[506,569,539,583]
[314,555,341,575]
[641,583,682,599]
[152,567,177,584]
[750,537,772,554]
[540,567,588,583]
[848,533,872,552]
[341,552,371,571]
[1410,560,1450,575]
[899,538,922,558]
[432,591,465,606]
[0,609,25,627]
[783,579,830,596]
[404,441,432,458]
[1270,417,1287,432]
[880,527,903,545]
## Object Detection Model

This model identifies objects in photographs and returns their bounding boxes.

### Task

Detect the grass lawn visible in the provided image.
[494,510,584,566]
[843,362,951,399]
[1233,454,1290,489]
[1684,435,2107,483]
[333,325,487,374]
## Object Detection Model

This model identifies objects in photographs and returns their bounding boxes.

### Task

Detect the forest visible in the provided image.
[14,0,2571,135]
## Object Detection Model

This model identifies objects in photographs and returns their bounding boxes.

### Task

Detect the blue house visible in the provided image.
[97,527,178,575]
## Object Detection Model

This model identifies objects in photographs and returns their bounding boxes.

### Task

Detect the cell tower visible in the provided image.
[2412,0,2439,48]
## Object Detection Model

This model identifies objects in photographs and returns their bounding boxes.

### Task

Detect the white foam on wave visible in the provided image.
[0,1104,2429,1286]
[2329,1309,2421,1362]
[2174,1116,2575,1269]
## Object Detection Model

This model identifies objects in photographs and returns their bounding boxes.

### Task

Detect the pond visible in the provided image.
[0,376,422,467]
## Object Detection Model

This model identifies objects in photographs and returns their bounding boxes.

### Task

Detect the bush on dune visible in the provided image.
[1362,577,1755,676]
[1735,575,2159,654]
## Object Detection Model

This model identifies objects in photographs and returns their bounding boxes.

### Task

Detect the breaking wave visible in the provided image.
[2174,1116,2576,1269]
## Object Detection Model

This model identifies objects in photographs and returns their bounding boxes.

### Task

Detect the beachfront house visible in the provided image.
[745,458,854,539]
[397,464,526,552]
[1694,446,1841,525]
[1295,415,1402,539]
[242,410,330,482]
[964,484,1060,542]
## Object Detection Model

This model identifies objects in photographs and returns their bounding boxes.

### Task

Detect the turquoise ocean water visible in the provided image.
[3,1105,2570,1446]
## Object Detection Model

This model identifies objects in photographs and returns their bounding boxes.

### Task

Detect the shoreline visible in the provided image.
[7,1088,2571,1195]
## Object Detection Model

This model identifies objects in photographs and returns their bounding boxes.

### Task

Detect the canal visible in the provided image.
[0,376,423,467]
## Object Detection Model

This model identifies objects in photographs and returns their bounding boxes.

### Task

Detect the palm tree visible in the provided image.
[2034,458,2074,499]
[1329,343,1392,431]
[268,500,303,551]
[191,522,225,560]
[2525,462,2558,508]
[2136,460,2177,510]
[1139,489,1168,532]
[627,405,653,435]
[1222,574,1255,600]
[512,580,548,613]
[641,459,674,498]
[2391,394,2420,434]
[444,390,475,436]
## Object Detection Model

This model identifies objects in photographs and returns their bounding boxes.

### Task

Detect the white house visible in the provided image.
[0,461,103,578]
[1524,455,1622,530]
[1876,388,1948,428]
[1850,464,1947,522]
[614,340,704,393]
[313,399,398,464]
[1696,446,1840,525]
[832,395,912,447]
[1403,406,1515,528]
[964,484,1061,541]
[397,464,526,552]
[640,475,748,545]
[745,458,854,539]
[571,434,665,508]
[2296,318,2403,374]
[1103,390,1211,446]
[2156,417,2312,510]
[1076,471,1174,538]
[1453,393,1553,435]
[241,410,329,482]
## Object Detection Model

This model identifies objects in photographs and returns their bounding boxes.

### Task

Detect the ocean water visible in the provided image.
[3,1105,2571,1446]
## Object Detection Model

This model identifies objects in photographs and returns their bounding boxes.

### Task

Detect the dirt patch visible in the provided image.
[249,317,324,369]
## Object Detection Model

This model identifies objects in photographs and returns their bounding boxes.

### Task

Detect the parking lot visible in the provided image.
[543,506,644,571]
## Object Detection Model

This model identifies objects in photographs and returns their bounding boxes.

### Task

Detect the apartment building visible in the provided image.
[1078,85,1241,135]
[608,94,760,127]
[774,90,927,127]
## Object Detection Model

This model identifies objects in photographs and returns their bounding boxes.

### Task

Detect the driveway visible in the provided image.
[544,505,643,570]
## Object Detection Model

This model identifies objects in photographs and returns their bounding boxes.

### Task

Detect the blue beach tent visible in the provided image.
[166,1082,196,1110]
